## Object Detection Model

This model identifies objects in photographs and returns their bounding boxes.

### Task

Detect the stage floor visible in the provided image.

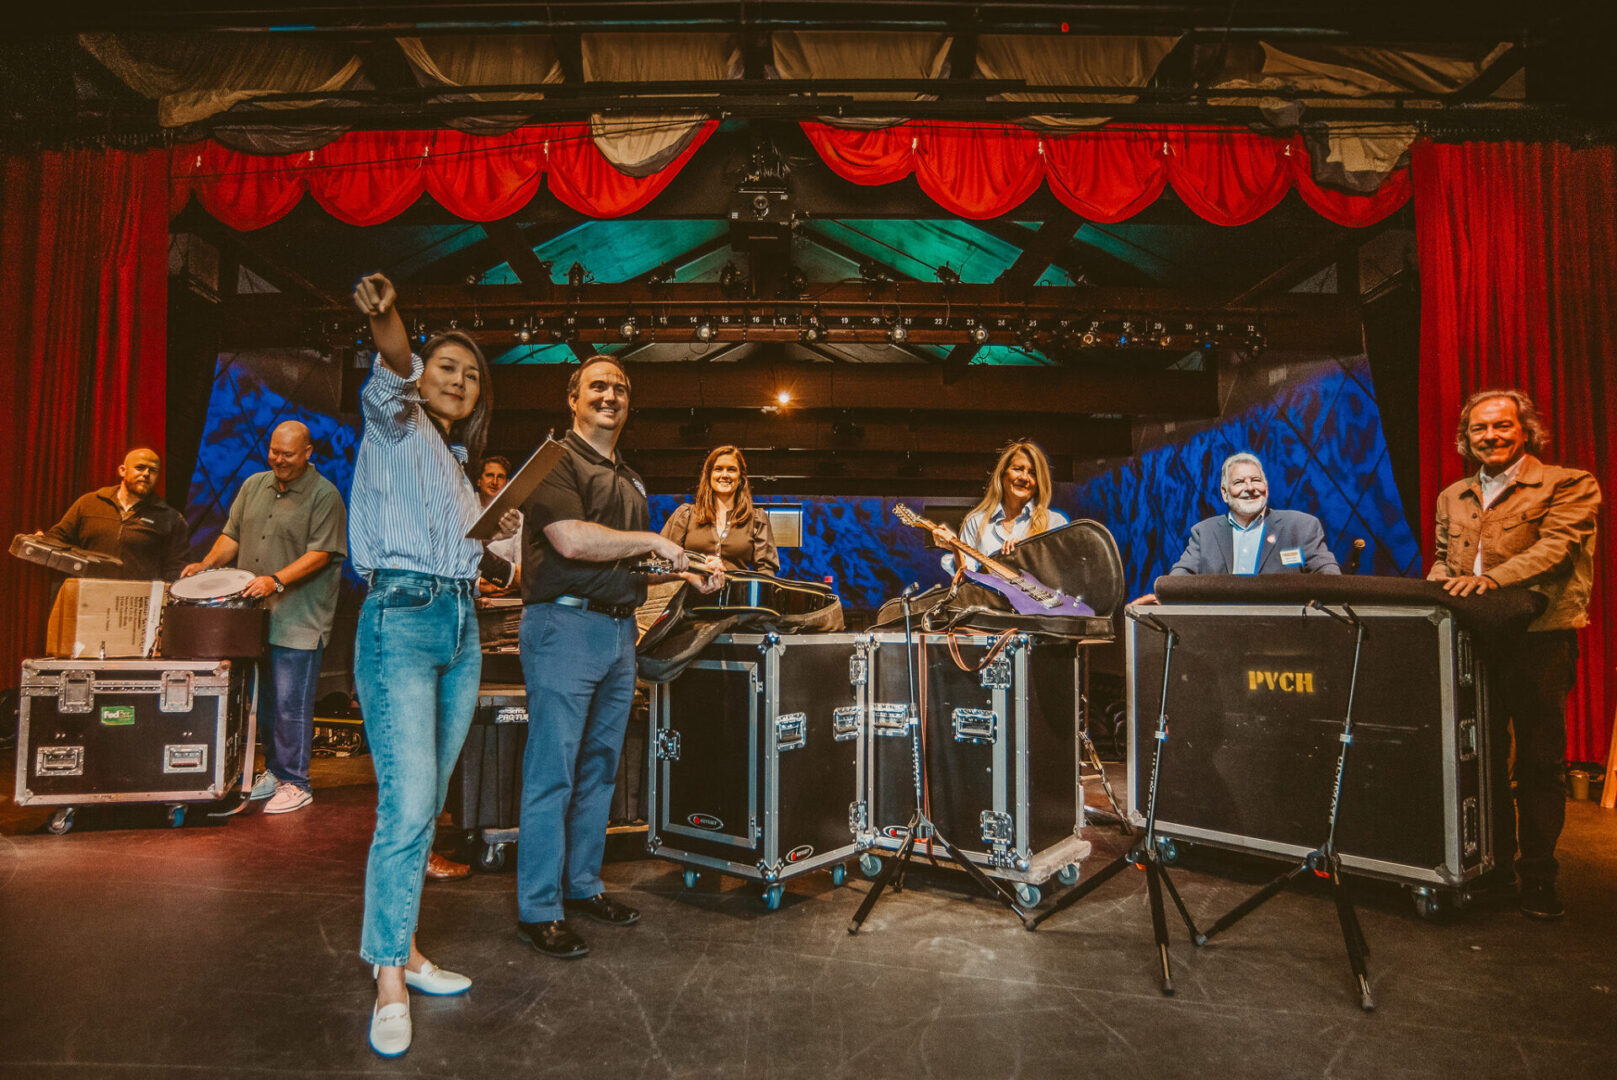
[2,753,1614,1080]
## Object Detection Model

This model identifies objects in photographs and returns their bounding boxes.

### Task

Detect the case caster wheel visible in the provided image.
[859,853,882,878]
[682,869,700,890]
[476,842,507,873]
[1057,864,1080,886]
[830,864,847,888]
[762,884,784,911]
[166,804,187,829]
[1156,838,1179,864]
[1014,882,1042,908]
[1411,887,1443,920]
[48,808,76,835]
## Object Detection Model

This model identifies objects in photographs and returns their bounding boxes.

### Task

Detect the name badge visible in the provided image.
[1279,547,1303,567]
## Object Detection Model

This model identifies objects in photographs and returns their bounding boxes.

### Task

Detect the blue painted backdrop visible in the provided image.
[187,354,1419,610]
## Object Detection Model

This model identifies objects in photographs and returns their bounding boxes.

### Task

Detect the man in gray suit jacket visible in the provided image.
[1136,452,1339,603]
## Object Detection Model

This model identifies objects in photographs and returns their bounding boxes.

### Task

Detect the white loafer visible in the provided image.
[404,959,472,996]
[373,960,473,996]
[368,1001,411,1058]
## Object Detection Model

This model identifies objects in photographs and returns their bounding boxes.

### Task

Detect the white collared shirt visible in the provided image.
[1474,455,1526,575]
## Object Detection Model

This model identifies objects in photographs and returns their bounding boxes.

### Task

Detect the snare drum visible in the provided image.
[168,568,259,608]
[162,569,267,658]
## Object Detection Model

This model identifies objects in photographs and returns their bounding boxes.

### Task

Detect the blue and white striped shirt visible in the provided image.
[349,353,483,580]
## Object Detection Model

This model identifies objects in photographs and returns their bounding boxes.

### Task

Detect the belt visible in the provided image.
[549,594,636,620]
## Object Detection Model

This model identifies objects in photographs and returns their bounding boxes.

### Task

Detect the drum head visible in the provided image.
[170,567,256,602]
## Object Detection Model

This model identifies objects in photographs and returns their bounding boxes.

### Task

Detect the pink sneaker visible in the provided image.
[263,782,313,815]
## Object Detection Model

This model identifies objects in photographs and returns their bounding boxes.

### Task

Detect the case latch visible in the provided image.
[655,730,682,762]
[1458,718,1478,762]
[980,656,1012,690]
[848,651,868,687]
[1457,630,1475,688]
[164,744,208,773]
[952,708,997,744]
[775,712,806,752]
[160,671,194,712]
[832,706,861,741]
[59,671,94,714]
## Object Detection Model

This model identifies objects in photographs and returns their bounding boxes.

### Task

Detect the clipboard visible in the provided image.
[466,436,568,540]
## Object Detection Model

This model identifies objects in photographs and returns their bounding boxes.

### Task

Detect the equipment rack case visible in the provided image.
[647,632,866,909]
[1126,603,1494,916]
[864,631,1092,906]
[15,658,253,832]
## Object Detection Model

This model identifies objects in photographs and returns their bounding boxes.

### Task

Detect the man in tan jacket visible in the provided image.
[1428,389,1600,920]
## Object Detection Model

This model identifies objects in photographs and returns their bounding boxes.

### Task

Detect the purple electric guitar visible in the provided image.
[894,503,1094,617]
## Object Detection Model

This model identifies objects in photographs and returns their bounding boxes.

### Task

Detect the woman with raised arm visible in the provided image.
[941,440,1069,574]
[349,271,515,1058]
[661,445,779,574]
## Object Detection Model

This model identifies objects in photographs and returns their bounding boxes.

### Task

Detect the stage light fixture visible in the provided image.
[567,262,588,289]
[695,318,717,343]
[646,268,669,288]
[619,318,638,341]
[888,321,909,345]
[859,260,891,286]
[969,324,990,345]
[719,262,744,294]
[800,310,824,343]
[935,265,961,287]
[1080,331,1098,347]
[782,268,808,297]
[776,390,792,406]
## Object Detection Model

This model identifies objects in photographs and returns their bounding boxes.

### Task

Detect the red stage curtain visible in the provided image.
[0,148,170,683]
[799,121,1409,227]
[1414,139,1617,763]
[545,121,718,218]
[172,122,718,228]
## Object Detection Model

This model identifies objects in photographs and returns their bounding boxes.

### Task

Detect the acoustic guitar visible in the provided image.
[893,503,1094,617]
[632,552,834,618]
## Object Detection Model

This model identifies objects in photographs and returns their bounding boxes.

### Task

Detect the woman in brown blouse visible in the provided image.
[661,445,779,574]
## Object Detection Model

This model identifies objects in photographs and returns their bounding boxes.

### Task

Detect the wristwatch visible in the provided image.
[269,574,286,593]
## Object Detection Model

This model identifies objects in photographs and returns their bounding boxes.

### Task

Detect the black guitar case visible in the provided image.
[636,577,845,683]
[873,519,1124,641]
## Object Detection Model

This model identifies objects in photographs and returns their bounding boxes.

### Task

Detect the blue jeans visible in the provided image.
[516,603,637,923]
[356,571,481,967]
[258,643,322,791]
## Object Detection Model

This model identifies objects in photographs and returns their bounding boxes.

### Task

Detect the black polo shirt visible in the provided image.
[521,429,649,607]
[44,486,191,581]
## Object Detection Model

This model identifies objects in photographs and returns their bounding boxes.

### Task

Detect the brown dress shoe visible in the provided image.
[425,851,470,881]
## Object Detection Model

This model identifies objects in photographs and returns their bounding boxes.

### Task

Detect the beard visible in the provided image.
[1230,494,1267,518]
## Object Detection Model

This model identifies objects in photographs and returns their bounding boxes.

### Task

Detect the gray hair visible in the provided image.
[1219,452,1266,493]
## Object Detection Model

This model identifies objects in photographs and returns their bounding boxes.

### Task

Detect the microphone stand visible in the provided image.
[1028,608,1201,994]
[849,582,1032,934]
[1194,600,1376,1011]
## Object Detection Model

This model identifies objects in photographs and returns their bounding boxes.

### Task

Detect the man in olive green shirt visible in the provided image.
[183,421,347,814]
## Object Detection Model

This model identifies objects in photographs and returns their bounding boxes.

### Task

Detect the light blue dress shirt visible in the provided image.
[1229,510,1268,575]
[943,503,1070,573]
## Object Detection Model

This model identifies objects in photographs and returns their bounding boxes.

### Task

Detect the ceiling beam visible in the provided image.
[972,216,1154,288]
[1223,213,1400,305]
[995,209,1086,293]
[481,219,557,298]
[184,216,345,307]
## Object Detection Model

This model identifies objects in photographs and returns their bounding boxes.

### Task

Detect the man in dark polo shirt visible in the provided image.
[181,422,347,815]
[515,355,722,960]
[44,446,190,580]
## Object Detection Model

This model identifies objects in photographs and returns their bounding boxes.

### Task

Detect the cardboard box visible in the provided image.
[46,579,165,659]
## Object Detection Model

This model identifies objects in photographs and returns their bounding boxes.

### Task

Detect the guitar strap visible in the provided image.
[944,626,1019,673]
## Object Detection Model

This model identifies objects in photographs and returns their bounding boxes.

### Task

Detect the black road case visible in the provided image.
[15,658,253,832]
[1126,603,1494,914]
[647,633,866,909]
[447,683,650,872]
[864,631,1092,906]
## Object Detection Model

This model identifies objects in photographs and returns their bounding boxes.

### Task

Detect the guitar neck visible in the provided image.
[905,513,1020,583]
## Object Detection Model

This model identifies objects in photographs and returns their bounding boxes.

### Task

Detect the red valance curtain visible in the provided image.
[801,121,1411,226]
[1414,139,1617,764]
[170,121,718,228]
[0,149,171,682]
